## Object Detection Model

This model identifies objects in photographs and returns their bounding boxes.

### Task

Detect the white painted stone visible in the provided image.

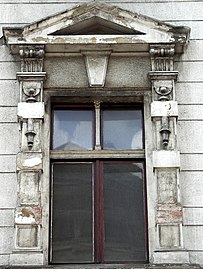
[0,254,9,266]
[189,252,203,266]
[175,40,203,61]
[0,80,19,106]
[10,253,43,266]
[183,208,203,225]
[0,62,20,80]
[181,154,203,171]
[84,53,110,87]
[0,155,16,172]
[153,151,180,168]
[106,56,150,88]
[151,101,178,117]
[183,226,203,250]
[0,124,19,154]
[0,45,19,61]
[0,227,14,254]
[0,2,202,24]
[17,102,44,119]
[153,251,190,264]
[0,210,14,227]
[179,105,203,120]
[180,172,203,207]
[176,83,203,105]
[178,122,203,153]
[0,174,17,208]
[174,62,203,82]
[17,153,43,170]
[170,21,203,40]
[0,107,17,123]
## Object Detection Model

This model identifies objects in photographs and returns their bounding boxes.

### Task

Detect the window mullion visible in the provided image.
[94,101,101,150]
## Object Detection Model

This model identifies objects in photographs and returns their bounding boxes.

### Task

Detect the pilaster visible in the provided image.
[148,45,188,263]
[11,45,46,266]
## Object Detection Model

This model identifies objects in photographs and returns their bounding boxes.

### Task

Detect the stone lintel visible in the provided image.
[151,101,178,117]
[148,71,178,81]
[18,103,44,119]
[153,151,180,168]
[17,153,43,171]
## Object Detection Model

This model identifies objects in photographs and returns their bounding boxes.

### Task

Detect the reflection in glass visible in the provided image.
[52,163,93,263]
[103,162,146,261]
[103,110,143,150]
[53,110,93,150]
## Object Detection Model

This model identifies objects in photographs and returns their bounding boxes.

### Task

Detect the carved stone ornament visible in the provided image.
[149,45,175,71]
[25,119,36,150]
[19,45,45,72]
[154,85,173,101]
[23,86,41,103]
[160,116,171,147]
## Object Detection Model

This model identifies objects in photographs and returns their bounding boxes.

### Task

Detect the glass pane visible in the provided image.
[103,109,143,150]
[103,162,146,262]
[53,110,93,150]
[52,163,93,263]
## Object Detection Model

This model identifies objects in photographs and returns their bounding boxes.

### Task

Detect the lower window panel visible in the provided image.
[51,160,147,264]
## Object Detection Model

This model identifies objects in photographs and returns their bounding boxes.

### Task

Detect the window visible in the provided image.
[50,103,148,264]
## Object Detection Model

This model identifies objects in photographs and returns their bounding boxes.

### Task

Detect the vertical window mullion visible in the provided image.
[94,160,105,263]
[94,101,101,150]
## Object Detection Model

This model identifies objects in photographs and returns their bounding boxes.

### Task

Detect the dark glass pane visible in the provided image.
[53,110,93,150]
[103,162,146,262]
[103,110,143,150]
[52,163,93,263]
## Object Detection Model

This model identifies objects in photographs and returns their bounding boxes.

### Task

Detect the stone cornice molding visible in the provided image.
[3,2,190,55]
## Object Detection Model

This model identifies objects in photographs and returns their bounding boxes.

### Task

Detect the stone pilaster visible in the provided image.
[148,45,188,262]
[11,46,46,266]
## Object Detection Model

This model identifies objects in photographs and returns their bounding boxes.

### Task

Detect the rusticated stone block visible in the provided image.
[159,224,181,248]
[16,152,43,171]
[16,224,39,248]
[157,169,177,204]
[18,171,40,206]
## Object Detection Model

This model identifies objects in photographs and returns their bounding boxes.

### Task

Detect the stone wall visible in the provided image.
[0,0,203,267]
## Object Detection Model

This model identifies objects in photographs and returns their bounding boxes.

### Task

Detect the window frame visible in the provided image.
[49,98,148,264]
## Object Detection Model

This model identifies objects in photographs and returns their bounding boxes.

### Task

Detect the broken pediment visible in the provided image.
[3,1,190,54]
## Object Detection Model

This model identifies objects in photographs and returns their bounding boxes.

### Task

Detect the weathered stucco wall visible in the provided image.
[0,0,203,267]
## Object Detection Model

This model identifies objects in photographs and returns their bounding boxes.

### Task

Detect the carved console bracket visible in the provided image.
[19,45,45,72]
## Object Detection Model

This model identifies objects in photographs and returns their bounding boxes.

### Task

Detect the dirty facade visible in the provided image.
[0,0,203,268]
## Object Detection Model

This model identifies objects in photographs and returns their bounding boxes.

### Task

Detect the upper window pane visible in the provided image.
[103,109,143,150]
[53,110,93,150]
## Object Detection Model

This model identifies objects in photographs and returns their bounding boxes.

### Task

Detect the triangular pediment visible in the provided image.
[50,16,145,35]
[3,1,190,54]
